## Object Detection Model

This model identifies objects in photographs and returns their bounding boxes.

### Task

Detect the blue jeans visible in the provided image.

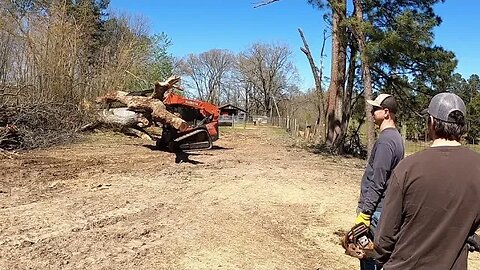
[360,210,382,270]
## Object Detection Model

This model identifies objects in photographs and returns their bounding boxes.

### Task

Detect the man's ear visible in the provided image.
[427,115,435,140]
[427,115,436,131]
[384,108,390,119]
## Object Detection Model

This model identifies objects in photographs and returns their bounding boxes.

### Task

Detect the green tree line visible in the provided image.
[0,0,174,105]
[0,0,173,149]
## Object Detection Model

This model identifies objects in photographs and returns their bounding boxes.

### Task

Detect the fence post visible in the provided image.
[305,125,311,140]
[293,118,297,136]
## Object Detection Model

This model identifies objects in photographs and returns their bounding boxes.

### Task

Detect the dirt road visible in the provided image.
[1,126,479,269]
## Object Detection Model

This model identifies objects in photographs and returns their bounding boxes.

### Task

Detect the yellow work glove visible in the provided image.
[355,212,371,227]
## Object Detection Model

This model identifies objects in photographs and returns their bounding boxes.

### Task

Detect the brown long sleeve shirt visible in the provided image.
[374,146,480,270]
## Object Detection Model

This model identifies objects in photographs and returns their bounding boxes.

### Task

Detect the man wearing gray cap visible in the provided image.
[373,92,480,269]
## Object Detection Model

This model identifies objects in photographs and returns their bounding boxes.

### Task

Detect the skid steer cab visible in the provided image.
[156,92,219,152]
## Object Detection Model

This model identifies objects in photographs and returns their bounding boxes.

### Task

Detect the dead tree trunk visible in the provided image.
[337,42,359,154]
[95,76,189,133]
[151,75,182,100]
[326,0,347,148]
[78,107,153,139]
[95,91,188,132]
[353,0,375,158]
[298,28,326,144]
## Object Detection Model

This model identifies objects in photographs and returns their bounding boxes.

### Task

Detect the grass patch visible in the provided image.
[269,126,289,136]
[465,143,480,153]
[405,140,480,155]
[405,140,429,156]
[218,124,254,135]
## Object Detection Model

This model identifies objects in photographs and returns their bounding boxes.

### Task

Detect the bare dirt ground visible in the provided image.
[1,126,479,270]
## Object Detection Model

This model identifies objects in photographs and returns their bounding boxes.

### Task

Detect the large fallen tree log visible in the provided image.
[86,107,150,127]
[93,76,189,135]
[78,107,154,139]
[95,91,188,132]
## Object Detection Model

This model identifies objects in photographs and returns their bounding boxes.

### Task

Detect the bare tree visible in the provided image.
[179,49,234,104]
[298,28,328,143]
[236,43,297,117]
[253,0,281,8]
[0,1,174,149]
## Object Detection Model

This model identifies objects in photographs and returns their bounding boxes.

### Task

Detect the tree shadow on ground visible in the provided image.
[173,151,203,164]
[307,143,367,160]
[142,144,203,164]
[210,145,230,150]
[142,144,231,164]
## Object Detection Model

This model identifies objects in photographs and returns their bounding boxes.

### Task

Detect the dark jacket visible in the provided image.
[358,128,404,215]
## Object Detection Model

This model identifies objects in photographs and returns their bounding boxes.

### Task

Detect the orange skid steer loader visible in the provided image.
[157,92,219,151]
[127,88,220,152]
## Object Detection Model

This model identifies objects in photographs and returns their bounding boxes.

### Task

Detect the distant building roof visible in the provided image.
[218,104,247,113]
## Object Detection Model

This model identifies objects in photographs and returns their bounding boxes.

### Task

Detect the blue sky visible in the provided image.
[109,0,479,90]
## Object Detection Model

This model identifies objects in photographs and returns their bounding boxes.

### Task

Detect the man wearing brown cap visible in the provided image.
[374,92,480,269]
[355,94,405,270]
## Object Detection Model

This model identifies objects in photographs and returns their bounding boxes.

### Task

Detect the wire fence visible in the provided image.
[266,116,480,155]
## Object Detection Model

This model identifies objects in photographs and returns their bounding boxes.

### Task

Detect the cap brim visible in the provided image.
[420,108,431,118]
[366,100,381,107]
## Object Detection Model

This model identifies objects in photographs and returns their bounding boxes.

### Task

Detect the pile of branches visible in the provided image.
[0,103,91,151]
[310,132,367,159]
[1,76,189,151]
